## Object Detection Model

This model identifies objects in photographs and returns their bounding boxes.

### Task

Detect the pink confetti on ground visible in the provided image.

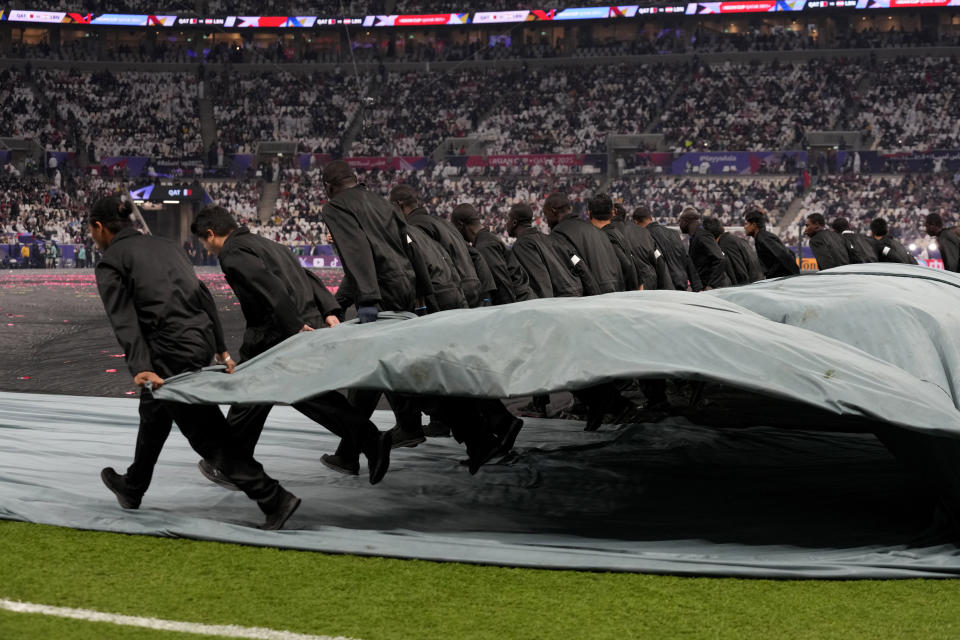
[18,376,30,380]
[124,391,137,395]
[105,369,118,373]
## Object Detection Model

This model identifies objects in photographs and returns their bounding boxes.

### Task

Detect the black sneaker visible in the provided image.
[466,436,502,475]
[100,467,142,509]
[388,424,426,449]
[321,454,360,476]
[422,419,452,438]
[198,459,241,491]
[366,431,392,486]
[259,491,301,530]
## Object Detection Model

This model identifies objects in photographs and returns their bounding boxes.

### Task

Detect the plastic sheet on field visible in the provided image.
[1,391,959,579]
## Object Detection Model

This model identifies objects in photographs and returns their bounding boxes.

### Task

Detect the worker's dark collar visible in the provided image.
[105,226,140,250]
[221,227,249,253]
[407,207,430,218]
[517,226,539,237]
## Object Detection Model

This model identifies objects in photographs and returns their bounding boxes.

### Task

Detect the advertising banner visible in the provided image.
[344,156,430,170]
[668,151,806,174]
[224,16,317,28]
[554,6,640,20]
[363,13,469,27]
[686,0,806,13]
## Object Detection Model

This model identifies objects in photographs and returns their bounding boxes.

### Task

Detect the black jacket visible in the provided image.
[474,229,535,305]
[406,225,467,311]
[218,227,340,361]
[647,221,701,291]
[512,227,584,298]
[405,207,483,306]
[877,236,918,264]
[601,223,640,291]
[321,186,420,312]
[839,231,879,264]
[689,227,731,289]
[809,229,851,271]
[618,221,672,290]
[468,245,497,303]
[718,232,764,285]
[935,228,960,272]
[95,227,226,378]
[552,216,624,294]
[754,229,800,278]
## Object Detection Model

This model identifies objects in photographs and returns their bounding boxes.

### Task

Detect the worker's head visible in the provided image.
[925,212,944,237]
[743,208,766,237]
[831,217,851,233]
[632,205,654,227]
[88,196,134,250]
[677,207,700,235]
[506,203,534,238]
[870,217,889,239]
[451,203,483,243]
[191,206,239,257]
[389,184,419,216]
[322,160,358,198]
[701,216,724,239]
[804,213,826,238]
[543,192,572,229]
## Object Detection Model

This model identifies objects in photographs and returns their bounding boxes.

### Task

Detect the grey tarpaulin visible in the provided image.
[2,391,960,579]
[7,267,960,577]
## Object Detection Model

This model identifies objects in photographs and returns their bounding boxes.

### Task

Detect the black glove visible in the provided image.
[357,305,378,324]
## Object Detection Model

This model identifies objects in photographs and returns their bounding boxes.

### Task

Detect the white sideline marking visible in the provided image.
[0,598,361,640]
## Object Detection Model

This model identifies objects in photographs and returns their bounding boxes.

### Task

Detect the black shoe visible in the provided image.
[493,417,524,456]
[100,467,141,509]
[388,424,426,449]
[422,419,451,438]
[198,459,241,492]
[259,491,301,530]
[366,431,392,486]
[466,436,502,475]
[321,454,360,476]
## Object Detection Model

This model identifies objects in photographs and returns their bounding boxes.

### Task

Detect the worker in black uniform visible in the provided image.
[89,196,299,530]
[831,217,879,264]
[616,204,672,291]
[451,203,535,305]
[870,217,918,264]
[587,193,639,291]
[680,208,730,290]
[925,213,960,272]
[505,202,584,417]
[390,185,485,308]
[743,209,800,278]
[542,192,623,294]
[635,206,701,291]
[190,206,392,486]
[702,216,763,285]
[323,163,517,473]
[507,203,584,299]
[542,192,634,429]
[805,213,850,271]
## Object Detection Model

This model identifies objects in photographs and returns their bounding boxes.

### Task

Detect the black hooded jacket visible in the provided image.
[405,207,483,306]
[551,216,624,294]
[95,227,226,378]
[218,227,340,361]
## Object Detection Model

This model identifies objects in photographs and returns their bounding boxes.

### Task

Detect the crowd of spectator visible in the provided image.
[28,69,203,160]
[850,57,960,151]
[656,59,866,151]
[211,70,357,156]
[477,63,680,155]
[350,69,498,156]
[204,179,260,220]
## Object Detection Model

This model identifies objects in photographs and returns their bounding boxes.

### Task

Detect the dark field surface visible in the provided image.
[0,268,342,397]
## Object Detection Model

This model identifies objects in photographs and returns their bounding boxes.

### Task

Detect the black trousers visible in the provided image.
[226,391,381,460]
[126,390,286,514]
